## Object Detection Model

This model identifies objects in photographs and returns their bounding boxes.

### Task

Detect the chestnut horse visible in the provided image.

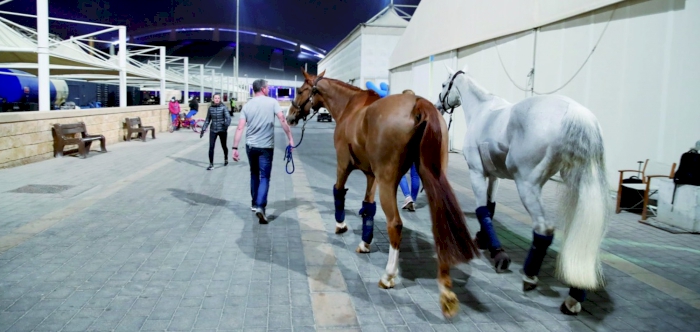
[286,69,479,317]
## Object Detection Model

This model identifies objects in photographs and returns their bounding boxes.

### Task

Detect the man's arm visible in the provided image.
[276,111,294,147]
[232,117,246,149]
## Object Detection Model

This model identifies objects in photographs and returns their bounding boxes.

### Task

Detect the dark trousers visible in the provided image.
[208,131,228,164]
[246,146,274,209]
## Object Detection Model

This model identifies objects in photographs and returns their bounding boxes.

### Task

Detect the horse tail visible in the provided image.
[412,97,479,265]
[557,104,610,290]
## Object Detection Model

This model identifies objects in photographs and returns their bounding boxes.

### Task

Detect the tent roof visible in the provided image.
[319,5,409,66]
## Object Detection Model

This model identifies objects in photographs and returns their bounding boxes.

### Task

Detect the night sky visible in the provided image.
[2,0,421,51]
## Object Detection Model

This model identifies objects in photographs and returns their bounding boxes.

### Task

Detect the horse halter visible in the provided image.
[291,76,324,121]
[439,70,465,115]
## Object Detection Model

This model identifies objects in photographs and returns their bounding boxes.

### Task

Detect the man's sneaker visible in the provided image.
[251,206,256,212]
[224,160,229,166]
[255,207,268,224]
[401,196,413,210]
[207,164,214,170]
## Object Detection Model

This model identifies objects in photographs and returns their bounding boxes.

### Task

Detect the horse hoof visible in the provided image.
[440,291,459,318]
[560,302,578,316]
[355,242,370,253]
[335,225,348,234]
[493,250,511,273]
[523,280,537,292]
[474,231,489,250]
[378,277,395,289]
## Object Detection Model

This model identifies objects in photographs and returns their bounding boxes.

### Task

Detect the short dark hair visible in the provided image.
[252,79,268,93]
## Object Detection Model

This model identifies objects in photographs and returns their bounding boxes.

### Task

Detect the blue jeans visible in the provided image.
[399,164,420,201]
[186,110,198,118]
[170,113,178,123]
[246,146,274,209]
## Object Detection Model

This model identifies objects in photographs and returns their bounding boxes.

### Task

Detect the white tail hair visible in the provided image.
[557,105,610,290]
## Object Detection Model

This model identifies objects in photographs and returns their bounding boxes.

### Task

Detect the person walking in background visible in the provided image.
[168,97,181,130]
[187,96,199,119]
[200,94,231,170]
[398,89,421,211]
[232,79,295,224]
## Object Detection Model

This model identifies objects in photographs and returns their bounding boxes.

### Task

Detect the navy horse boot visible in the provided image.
[333,185,349,234]
[356,201,376,253]
[475,202,497,249]
[522,231,554,291]
[560,288,586,315]
[475,206,511,272]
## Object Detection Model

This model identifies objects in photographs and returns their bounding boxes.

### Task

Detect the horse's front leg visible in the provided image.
[333,164,352,234]
[377,178,400,289]
[486,175,499,217]
[356,173,377,253]
[470,169,510,272]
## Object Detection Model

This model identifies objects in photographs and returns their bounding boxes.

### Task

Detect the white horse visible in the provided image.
[435,64,610,315]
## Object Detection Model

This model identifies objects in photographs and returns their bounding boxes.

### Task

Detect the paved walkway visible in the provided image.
[1,117,699,332]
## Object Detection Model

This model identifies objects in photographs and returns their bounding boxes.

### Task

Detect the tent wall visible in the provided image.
[390,0,700,187]
[360,28,404,88]
[317,36,361,86]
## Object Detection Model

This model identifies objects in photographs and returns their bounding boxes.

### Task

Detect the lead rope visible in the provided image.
[284,110,319,174]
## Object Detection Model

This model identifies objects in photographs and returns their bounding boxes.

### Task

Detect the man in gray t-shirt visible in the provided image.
[232,79,294,224]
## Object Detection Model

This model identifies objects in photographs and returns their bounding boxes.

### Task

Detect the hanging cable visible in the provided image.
[494,6,617,95]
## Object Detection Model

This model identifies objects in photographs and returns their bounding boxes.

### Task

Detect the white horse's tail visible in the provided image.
[557,105,610,290]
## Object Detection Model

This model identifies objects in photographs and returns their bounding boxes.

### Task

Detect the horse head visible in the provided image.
[287,68,326,126]
[435,63,469,113]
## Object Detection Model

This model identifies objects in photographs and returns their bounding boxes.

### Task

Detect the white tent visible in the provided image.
[318,4,410,89]
[388,0,700,187]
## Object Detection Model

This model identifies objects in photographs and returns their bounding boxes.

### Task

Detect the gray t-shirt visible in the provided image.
[241,96,281,149]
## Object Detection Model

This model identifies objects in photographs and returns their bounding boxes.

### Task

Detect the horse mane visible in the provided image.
[467,77,494,102]
[323,77,364,92]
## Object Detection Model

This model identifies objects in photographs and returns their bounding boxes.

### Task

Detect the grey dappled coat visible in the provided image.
[203,102,231,133]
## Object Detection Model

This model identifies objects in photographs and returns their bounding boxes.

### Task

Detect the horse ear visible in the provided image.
[302,67,311,81]
[443,63,454,75]
[462,63,469,73]
[318,69,326,78]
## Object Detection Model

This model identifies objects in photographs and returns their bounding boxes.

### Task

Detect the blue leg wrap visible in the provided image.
[360,201,376,244]
[569,288,586,303]
[476,206,502,251]
[487,201,496,218]
[333,185,348,223]
[523,231,554,277]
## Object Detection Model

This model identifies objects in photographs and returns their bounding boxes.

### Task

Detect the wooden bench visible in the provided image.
[124,117,156,142]
[52,122,107,158]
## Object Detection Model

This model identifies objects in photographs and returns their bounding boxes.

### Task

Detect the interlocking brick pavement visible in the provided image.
[0,119,699,332]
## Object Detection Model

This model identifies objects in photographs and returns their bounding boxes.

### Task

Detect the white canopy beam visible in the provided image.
[118,26,127,107]
[36,0,49,111]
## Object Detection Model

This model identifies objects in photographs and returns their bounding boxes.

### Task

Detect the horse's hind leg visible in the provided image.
[437,261,459,318]
[470,171,510,272]
[333,165,352,234]
[356,173,377,253]
[515,180,556,292]
[377,177,400,289]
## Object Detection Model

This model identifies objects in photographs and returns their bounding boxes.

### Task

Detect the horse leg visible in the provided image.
[486,176,499,217]
[333,165,352,234]
[377,177,401,289]
[356,173,377,253]
[437,261,459,318]
[470,170,510,272]
[515,180,556,293]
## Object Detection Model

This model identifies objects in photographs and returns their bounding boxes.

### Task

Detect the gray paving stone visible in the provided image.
[1,123,700,332]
